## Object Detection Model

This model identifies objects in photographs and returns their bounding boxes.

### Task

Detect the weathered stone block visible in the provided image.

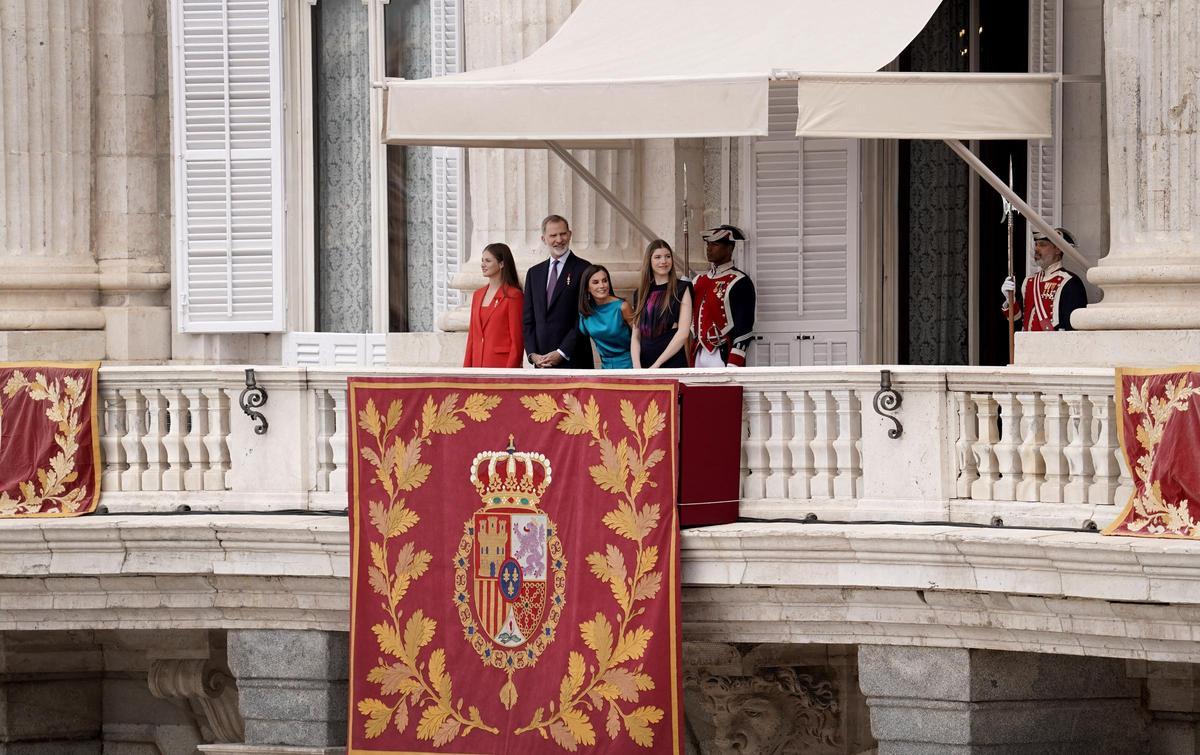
[227,631,348,748]
[859,646,1147,754]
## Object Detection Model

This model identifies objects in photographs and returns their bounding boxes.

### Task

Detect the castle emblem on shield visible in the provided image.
[453,436,566,708]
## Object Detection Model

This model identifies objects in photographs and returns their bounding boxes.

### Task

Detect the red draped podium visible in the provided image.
[0,363,101,518]
[1105,367,1200,538]
[347,377,684,754]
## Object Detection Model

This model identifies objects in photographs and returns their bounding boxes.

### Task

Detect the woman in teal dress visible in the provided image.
[577,264,634,369]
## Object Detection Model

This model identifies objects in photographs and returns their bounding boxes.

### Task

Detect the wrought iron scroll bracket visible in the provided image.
[239,368,269,435]
[872,369,903,439]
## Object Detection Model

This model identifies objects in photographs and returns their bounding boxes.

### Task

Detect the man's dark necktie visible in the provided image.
[546,258,559,304]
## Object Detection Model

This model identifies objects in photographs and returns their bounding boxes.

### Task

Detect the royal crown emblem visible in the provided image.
[453,436,566,709]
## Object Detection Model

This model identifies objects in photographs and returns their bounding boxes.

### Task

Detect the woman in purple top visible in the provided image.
[631,239,692,369]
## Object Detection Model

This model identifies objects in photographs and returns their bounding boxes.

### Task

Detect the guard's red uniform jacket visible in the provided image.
[690,262,756,367]
[1007,261,1087,331]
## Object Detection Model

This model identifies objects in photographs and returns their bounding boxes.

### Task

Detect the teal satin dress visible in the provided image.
[579,299,633,369]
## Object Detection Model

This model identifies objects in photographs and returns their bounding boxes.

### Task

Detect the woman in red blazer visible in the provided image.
[464,243,525,368]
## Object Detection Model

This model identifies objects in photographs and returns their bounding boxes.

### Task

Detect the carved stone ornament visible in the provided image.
[696,667,841,755]
[148,658,246,743]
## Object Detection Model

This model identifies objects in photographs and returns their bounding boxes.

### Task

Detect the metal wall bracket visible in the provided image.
[239,368,269,435]
[872,369,903,439]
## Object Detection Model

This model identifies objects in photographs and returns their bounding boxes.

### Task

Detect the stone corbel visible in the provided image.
[149,658,246,744]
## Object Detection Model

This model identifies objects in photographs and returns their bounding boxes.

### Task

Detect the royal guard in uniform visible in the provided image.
[691,225,756,367]
[1000,226,1088,331]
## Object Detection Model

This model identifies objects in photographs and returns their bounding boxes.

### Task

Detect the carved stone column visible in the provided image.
[440,0,643,332]
[1070,0,1200,332]
[0,0,172,362]
[0,0,104,359]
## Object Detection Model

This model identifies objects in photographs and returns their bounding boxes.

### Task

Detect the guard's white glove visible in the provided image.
[1000,276,1016,311]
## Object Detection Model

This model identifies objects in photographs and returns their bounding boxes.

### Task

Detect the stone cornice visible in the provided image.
[5,517,1200,660]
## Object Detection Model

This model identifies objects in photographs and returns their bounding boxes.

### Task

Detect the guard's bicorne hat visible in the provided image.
[701,225,747,243]
[1032,226,1076,247]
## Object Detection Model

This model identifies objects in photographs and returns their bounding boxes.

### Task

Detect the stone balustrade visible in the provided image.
[95,366,1131,529]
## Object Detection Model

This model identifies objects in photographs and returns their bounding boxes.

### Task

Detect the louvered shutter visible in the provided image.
[170,0,285,333]
[1027,0,1062,229]
[749,83,859,366]
[431,0,465,327]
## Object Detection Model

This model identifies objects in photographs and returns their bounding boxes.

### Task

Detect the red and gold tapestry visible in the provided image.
[1104,367,1200,538]
[347,377,683,754]
[0,362,101,518]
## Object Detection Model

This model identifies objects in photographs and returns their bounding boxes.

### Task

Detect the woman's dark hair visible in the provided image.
[482,243,521,292]
[633,239,681,327]
[578,264,615,317]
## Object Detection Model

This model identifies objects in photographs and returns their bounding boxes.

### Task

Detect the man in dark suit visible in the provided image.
[522,215,594,369]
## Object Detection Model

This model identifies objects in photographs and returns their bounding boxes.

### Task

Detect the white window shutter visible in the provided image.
[751,84,858,334]
[752,84,806,326]
[432,0,465,328]
[1027,0,1062,228]
[799,138,857,334]
[170,0,285,333]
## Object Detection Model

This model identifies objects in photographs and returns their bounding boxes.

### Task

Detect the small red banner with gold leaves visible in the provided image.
[0,363,101,518]
[1104,367,1200,538]
[347,377,683,754]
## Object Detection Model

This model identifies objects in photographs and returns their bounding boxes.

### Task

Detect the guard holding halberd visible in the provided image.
[1000,226,1088,331]
[691,225,757,367]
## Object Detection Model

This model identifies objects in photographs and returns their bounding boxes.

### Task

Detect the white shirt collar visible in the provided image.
[549,249,572,266]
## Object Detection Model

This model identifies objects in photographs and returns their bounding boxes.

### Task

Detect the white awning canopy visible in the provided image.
[792,73,1056,140]
[382,0,946,146]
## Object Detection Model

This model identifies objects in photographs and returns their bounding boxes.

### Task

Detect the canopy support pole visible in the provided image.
[545,140,662,243]
[943,139,1089,271]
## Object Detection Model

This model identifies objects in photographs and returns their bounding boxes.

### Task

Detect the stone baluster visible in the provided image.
[100,386,126,491]
[1115,432,1134,507]
[313,389,334,493]
[329,387,349,493]
[119,387,147,491]
[832,389,862,499]
[181,387,208,491]
[809,390,837,499]
[785,389,815,499]
[762,390,791,499]
[740,410,751,491]
[140,389,168,491]
[954,393,979,498]
[969,394,999,500]
[991,393,1022,501]
[201,387,230,491]
[1039,393,1069,504]
[1087,393,1120,505]
[1015,393,1045,502]
[741,390,770,501]
[160,387,188,491]
[1061,393,1094,504]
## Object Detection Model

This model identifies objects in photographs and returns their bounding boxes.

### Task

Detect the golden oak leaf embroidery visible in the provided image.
[518,394,669,749]
[0,370,93,516]
[1115,375,1200,536]
[355,390,501,743]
